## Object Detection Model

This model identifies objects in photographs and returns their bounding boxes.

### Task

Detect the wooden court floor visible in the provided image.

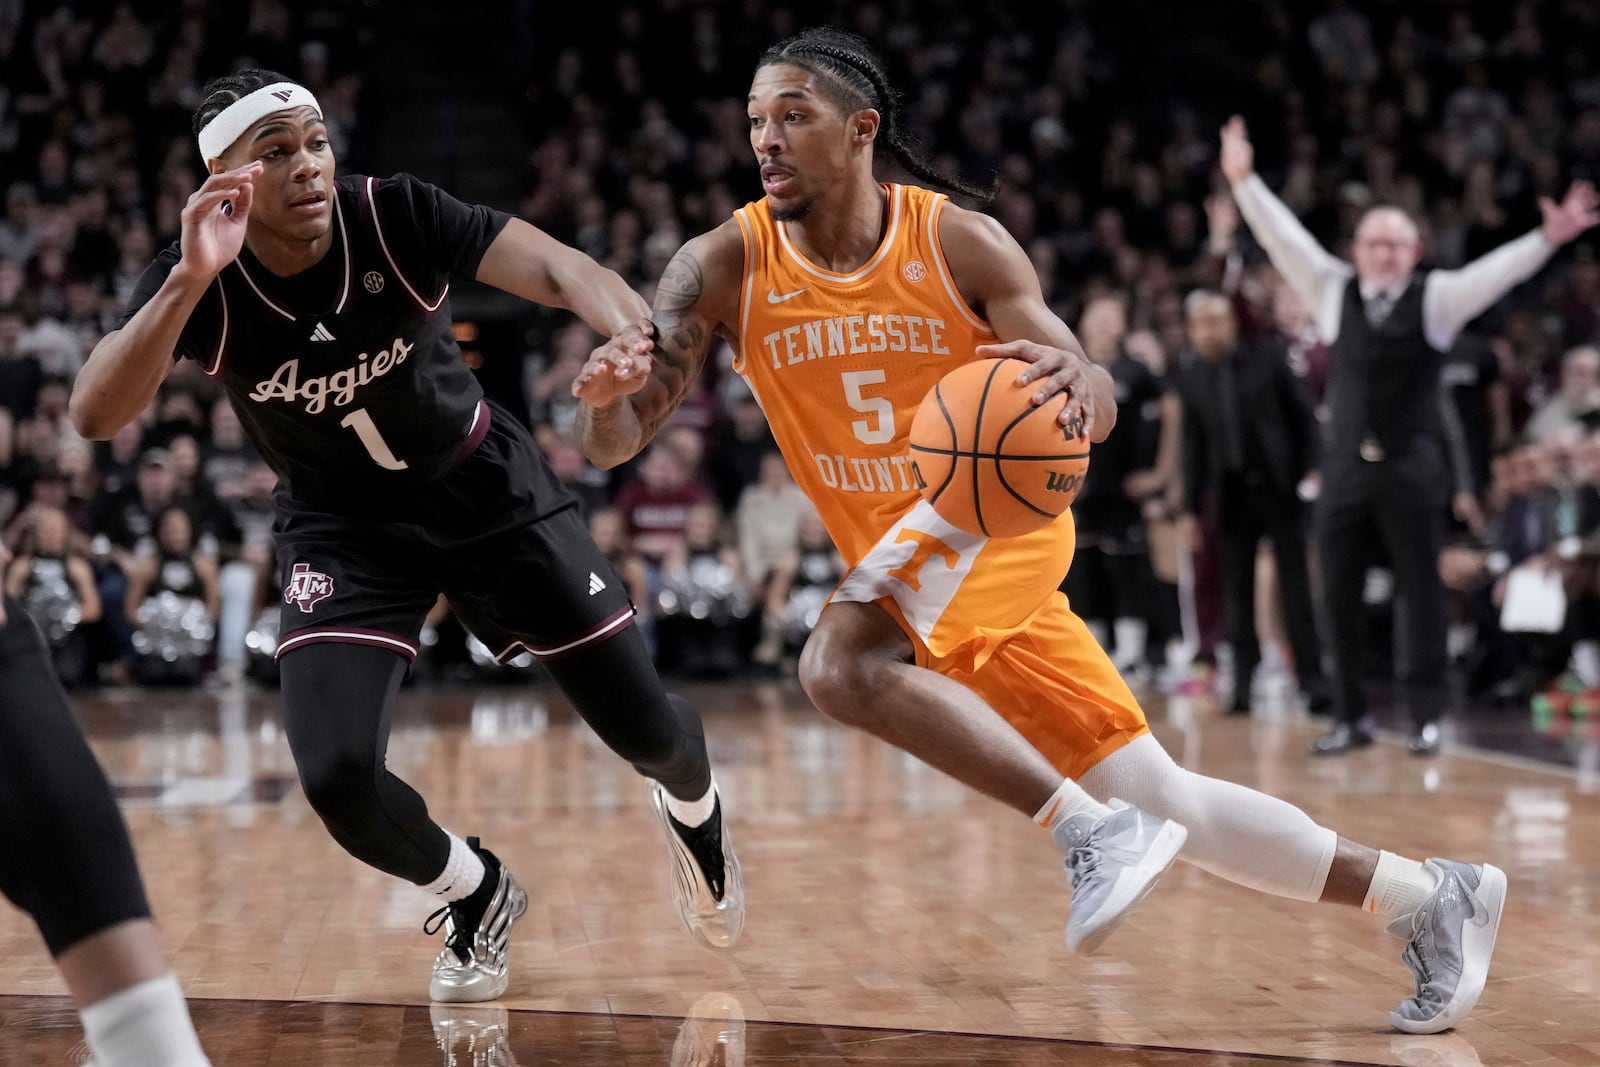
[0,677,1596,1065]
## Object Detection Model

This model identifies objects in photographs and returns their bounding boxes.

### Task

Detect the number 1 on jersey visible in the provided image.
[842,369,895,445]
[340,407,409,470]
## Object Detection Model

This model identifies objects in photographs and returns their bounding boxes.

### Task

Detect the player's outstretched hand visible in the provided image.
[979,339,1097,439]
[573,319,655,409]
[178,162,262,282]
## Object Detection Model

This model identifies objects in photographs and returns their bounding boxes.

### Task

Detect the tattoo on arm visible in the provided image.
[632,248,713,441]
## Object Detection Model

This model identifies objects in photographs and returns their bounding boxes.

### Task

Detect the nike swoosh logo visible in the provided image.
[767,287,809,303]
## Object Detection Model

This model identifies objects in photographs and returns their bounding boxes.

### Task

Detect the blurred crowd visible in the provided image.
[2,1,1599,711]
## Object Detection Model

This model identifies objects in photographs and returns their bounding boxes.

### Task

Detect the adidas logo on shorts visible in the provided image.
[588,572,606,596]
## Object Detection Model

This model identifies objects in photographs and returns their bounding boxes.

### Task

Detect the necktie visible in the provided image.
[1366,289,1396,326]
[1215,360,1246,472]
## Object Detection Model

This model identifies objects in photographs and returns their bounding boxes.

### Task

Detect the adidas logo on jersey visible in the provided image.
[588,572,606,596]
[309,322,335,342]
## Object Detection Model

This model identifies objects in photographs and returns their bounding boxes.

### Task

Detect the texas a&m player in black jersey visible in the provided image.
[70,70,744,1003]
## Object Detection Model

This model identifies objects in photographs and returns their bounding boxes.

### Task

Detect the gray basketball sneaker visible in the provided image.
[650,781,746,950]
[1386,859,1507,1034]
[426,841,529,1003]
[1059,799,1188,955]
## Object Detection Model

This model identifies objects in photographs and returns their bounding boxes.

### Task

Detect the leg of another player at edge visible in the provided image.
[0,593,210,1066]
[56,921,210,1067]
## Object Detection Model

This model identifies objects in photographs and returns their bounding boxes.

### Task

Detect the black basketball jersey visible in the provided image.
[119,173,511,506]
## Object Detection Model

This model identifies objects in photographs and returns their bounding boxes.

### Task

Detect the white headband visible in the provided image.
[196,82,323,162]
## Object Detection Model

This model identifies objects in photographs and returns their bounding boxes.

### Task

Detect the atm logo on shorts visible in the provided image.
[284,562,335,613]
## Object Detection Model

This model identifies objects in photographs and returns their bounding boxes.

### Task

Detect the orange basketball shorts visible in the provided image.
[832,500,1150,780]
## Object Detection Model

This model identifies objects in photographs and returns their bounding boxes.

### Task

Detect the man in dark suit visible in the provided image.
[1222,115,1599,755]
[1176,291,1329,715]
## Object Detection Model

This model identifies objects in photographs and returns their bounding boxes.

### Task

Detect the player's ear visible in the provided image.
[206,157,227,176]
[852,108,880,145]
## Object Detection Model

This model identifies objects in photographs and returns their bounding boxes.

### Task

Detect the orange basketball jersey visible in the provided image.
[733,183,1077,666]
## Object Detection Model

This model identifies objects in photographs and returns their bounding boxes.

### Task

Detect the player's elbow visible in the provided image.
[580,440,637,471]
[68,390,121,441]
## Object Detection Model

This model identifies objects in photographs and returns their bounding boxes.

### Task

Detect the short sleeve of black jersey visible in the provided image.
[115,244,218,364]
[376,173,513,281]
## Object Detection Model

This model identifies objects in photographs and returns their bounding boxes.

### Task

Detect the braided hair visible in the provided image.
[191,69,302,136]
[758,28,997,205]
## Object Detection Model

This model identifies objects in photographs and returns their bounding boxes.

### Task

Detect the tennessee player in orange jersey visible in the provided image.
[574,27,1506,1029]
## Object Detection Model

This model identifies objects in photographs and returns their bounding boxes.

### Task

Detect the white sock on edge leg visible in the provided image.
[80,973,210,1067]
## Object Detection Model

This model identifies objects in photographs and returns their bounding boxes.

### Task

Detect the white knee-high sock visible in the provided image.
[1078,735,1338,901]
[80,973,211,1067]
[1363,851,1440,920]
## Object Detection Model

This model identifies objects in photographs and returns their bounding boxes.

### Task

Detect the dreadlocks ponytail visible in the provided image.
[758,28,997,205]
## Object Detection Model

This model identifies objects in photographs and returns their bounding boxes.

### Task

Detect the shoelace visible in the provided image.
[1065,844,1102,886]
[678,817,727,900]
[668,803,727,901]
[425,903,473,964]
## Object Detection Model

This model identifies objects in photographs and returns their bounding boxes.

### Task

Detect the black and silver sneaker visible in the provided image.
[426,840,528,1003]
[649,781,745,950]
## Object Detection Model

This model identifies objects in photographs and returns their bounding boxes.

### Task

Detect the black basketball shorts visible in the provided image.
[272,402,636,666]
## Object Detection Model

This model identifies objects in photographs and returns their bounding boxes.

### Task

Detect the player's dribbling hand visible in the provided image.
[572,319,655,409]
[177,162,262,282]
[979,339,1097,438]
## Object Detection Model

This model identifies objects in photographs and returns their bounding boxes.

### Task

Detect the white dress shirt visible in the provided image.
[1230,174,1557,352]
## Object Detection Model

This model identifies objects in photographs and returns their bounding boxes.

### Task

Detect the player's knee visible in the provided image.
[297,752,380,829]
[797,637,880,728]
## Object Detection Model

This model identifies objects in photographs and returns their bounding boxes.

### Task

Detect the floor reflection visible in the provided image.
[3,993,1466,1066]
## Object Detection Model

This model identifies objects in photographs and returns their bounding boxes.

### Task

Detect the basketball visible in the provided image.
[907,357,1090,538]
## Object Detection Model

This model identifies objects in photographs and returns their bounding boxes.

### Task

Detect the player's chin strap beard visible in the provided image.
[197,82,324,163]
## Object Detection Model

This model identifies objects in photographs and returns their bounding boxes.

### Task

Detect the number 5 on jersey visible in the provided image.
[340,407,409,470]
[843,370,895,445]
